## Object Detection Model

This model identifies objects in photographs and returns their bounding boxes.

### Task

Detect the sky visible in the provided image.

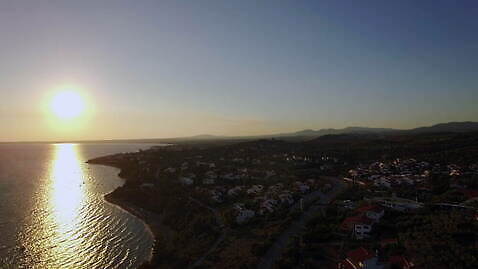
[0,0,477,142]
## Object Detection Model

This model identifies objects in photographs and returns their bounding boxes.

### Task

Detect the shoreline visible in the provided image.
[103,192,157,264]
[91,162,170,269]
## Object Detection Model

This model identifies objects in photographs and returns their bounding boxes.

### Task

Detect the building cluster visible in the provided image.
[336,202,419,268]
[347,159,432,188]
[98,143,341,226]
[333,159,478,269]
[193,179,325,224]
[347,159,478,198]
[133,148,337,224]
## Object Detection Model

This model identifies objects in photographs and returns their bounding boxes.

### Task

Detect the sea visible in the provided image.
[0,143,156,268]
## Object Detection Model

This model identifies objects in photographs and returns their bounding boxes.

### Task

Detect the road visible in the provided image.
[187,197,227,269]
[257,177,346,269]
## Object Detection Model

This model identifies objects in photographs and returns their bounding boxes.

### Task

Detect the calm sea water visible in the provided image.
[0,143,156,269]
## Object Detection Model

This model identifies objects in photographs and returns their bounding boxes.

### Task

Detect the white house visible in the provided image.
[278,192,294,205]
[246,185,264,195]
[179,176,194,185]
[356,205,385,223]
[341,215,374,239]
[227,186,243,197]
[202,178,215,185]
[354,223,373,240]
[260,199,277,214]
[234,204,255,224]
[164,167,176,173]
[210,189,223,203]
[205,171,218,179]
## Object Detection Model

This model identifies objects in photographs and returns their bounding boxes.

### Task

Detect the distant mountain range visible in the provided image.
[5,121,477,144]
[164,121,478,142]
[404,121,478,134]
[272,126,397,137]
[275,121,478,138]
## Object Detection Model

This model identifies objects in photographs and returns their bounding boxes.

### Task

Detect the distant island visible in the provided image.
[87,124,478,268]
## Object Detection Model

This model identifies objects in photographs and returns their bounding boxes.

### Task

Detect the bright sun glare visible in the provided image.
[50,90,86,119]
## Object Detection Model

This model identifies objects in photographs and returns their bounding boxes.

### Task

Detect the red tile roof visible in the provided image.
[389,255,413,268]
[338,247,375,268]
[356,204,384,214]
[340,215,374,230]
[380,238,398,247]
[347,247,374,263]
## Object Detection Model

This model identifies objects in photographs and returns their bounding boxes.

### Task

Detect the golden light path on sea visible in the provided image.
[4,143,153,268]
[47,143,87,263]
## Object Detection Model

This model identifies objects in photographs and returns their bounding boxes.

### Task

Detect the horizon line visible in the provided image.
[1,120,476,144]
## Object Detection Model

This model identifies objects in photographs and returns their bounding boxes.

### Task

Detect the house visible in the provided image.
[233,203,255,224]
[306,179,317,186]
[205,170,218,179]
[374,177,391,188]
[295,181,310,193]
[210,189,223,203]
[202,178,215,185]
[233,203,244,210]
[227,186,243,197]
[268,183,284,194]
[181,162,189,170]
[246,185,264,195]
[340,200,357,210]
[140,183,154,189]
[179,176,194,185]
[265,170,276,179]
[341,204,384,239]
[238,168,248,173]
[338,247,384,269]
[356,205,384,223]
[164,167,176,173]
[373,197,423,212]
[278,192,294,205]
[259,199,277,214]
[341,215,374,239]
[223,173,241,181]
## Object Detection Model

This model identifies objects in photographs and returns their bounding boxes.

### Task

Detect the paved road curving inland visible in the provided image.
[257,177,346,269]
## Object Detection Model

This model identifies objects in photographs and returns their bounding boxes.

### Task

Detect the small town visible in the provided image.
[89,133,478,269]
[3,1,478,268]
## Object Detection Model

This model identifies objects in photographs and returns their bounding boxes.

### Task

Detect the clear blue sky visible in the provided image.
[0,0,477,141]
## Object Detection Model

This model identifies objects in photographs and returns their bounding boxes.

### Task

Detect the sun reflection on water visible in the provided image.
[6,143,154,268]
[47,143,86,261]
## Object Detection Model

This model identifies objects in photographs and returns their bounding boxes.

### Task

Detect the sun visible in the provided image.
[50,90,86,119]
